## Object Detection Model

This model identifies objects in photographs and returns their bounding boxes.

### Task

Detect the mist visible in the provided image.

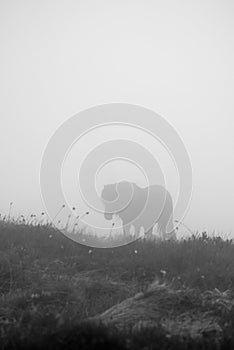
[0,0,234,235]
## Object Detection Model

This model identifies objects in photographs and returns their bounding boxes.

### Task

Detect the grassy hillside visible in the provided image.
[0,219,234,349]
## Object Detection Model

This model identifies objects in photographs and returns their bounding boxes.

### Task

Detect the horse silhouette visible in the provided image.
[101,181,176,240]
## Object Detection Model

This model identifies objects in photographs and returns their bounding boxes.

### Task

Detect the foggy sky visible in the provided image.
[0,0,234,235]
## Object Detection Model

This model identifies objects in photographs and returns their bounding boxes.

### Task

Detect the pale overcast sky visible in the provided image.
[0,0,233,235]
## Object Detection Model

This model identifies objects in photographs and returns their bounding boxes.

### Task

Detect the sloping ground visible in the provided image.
[87,281,234,342]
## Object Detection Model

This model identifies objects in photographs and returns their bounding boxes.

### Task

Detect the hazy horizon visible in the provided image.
[0,0,234,236]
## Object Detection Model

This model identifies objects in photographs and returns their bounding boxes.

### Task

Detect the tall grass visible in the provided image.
[0,217,234,349]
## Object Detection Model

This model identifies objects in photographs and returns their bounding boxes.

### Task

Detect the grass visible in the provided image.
[0,218,234,349]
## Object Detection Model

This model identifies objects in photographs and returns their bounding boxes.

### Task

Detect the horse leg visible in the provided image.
[158,213,176,240]
[122,223,131,237]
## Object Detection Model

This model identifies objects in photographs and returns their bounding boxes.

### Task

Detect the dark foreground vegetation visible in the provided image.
[0,218,234,349]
